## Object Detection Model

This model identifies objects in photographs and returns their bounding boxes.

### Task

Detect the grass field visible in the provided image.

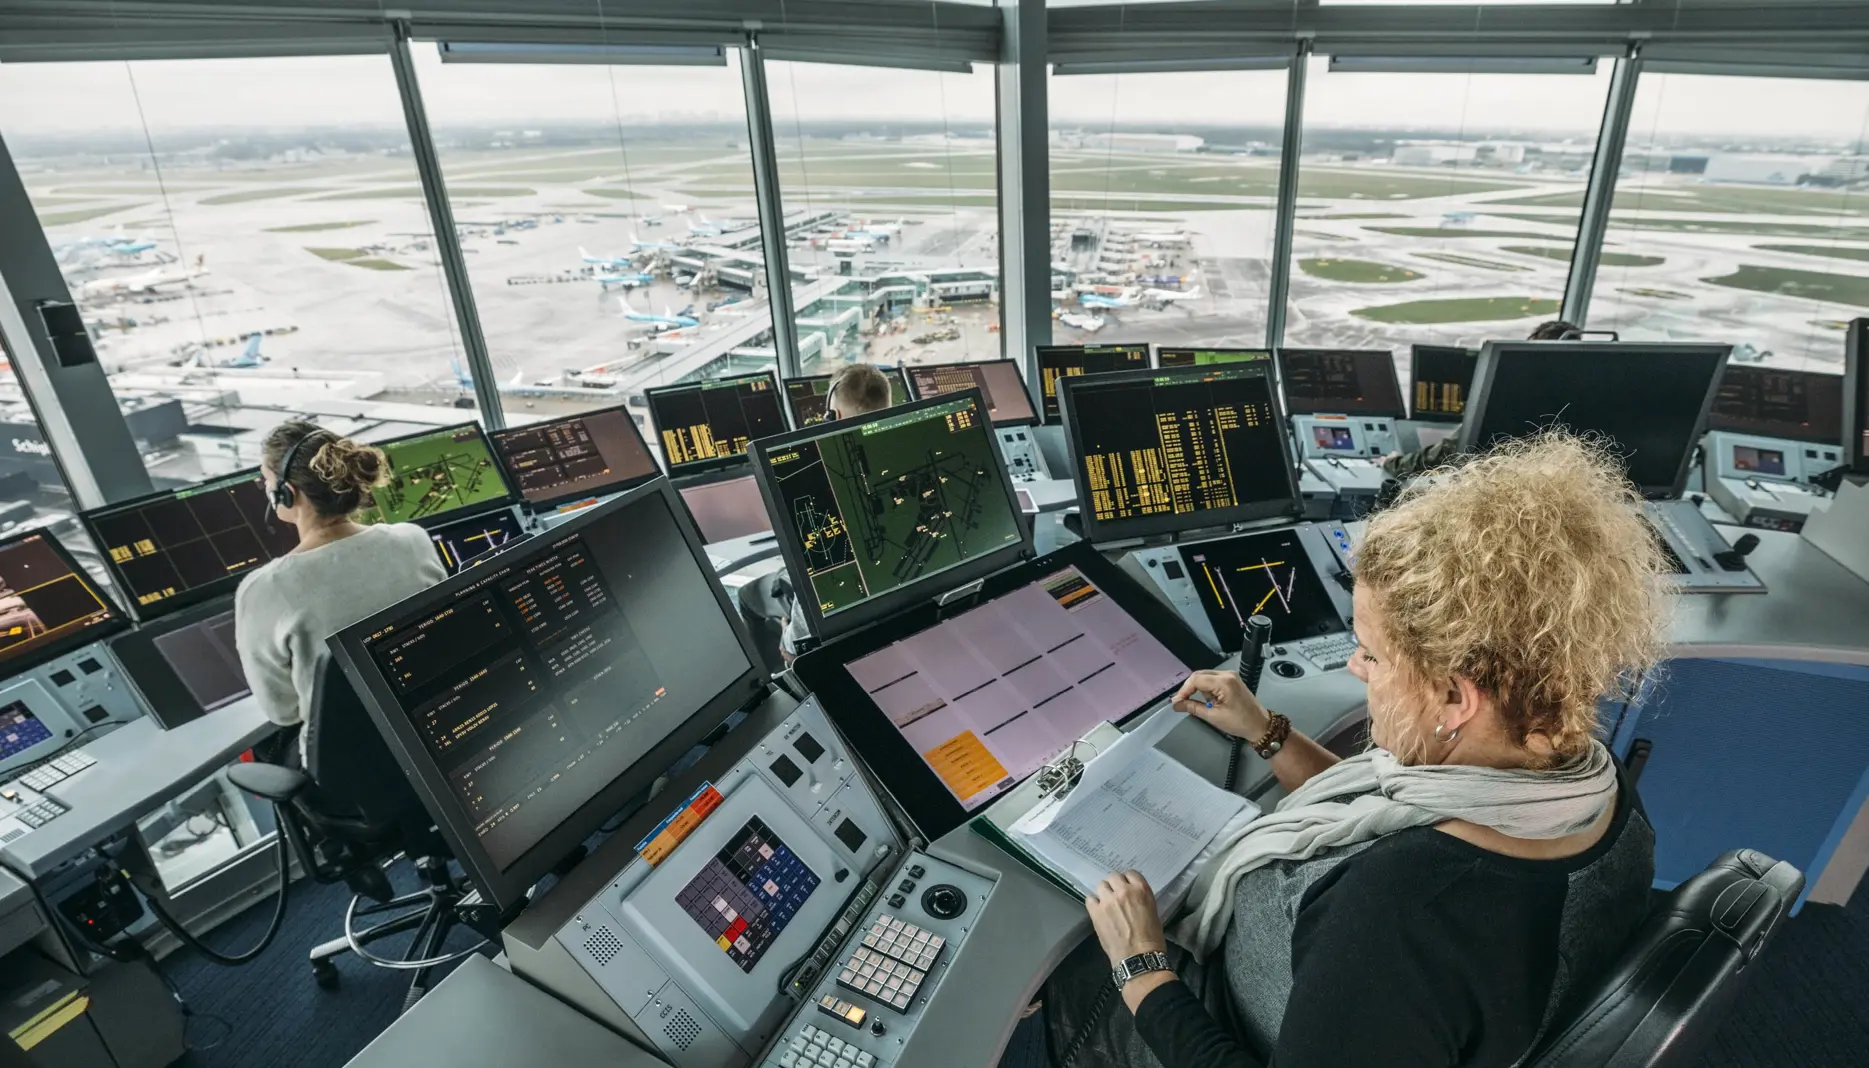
[1488,213,1869,242]
[1299,258,1424,284]
[1755,244,1869,264]
[201,187,328,205]
[1702,265,1869,306]
[38,204,143,227]
[1415,251,1528,272]
[306,247,365,262]
[1352,295,1561,325]
[1493,185,1869,217]
[1504,245,1663,268]
[581,187,642,200]
[317,186,535,200]
[1621,288,1691,300]
[1369,226,1564,240]
[265,220,375,233]
[1302,212,1408,220]
[1296,230,1356,242]
[347,258,410,271]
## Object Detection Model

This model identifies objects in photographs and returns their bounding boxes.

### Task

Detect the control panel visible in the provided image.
[996,428,1051,483]
[1646,500,1767,594]
[1302,458,1388,521]
[0,750,96,847]
[0,651,141,780]
[1292,414,1398,460]
[1705,430,1844,487]
[757,852,994,1068]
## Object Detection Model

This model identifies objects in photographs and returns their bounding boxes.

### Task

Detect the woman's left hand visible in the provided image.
[1085,871,1167,964]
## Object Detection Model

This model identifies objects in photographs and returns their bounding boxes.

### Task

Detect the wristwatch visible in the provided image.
[1110,950,1171,990]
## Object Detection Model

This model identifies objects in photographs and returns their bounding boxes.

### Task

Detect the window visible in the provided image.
[1593,73,1869,373]
[0,337,105,575]
[764,60,1001,374]
[1283,57,1612,367]
[414,47,771,425]
[0,56,473,487]
[1049,67,1289,348]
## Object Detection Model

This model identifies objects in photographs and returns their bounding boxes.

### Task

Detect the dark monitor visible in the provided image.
[82,469,298,620]
[427,510,528,576]
[0,531,127,678]
[678,473,772,544]
[328,481,766,914]
[749,390,1026,643]
[489,404,660,512]
[1409,345,1480,424]
[1156,348,1271,370]
[356,423,517,528]
[1706,366,1844,445]
[783,369,912,428]
[1033,344,1151,423]
[1276,348,1406,418]
[902,360,1037,427]
[1177,529,1347,654]
[1460,341,1731,498]
[1851,318,1869,474]
[110,599,247,730]
[644,371,788,478]
[1058,363,1300,543]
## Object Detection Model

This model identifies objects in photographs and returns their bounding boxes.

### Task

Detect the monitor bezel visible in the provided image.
[0,528,131,679]
[1058,362,1303,544]
[1458,340,1733,499]
[1275,347,1407,419]
[747,388,1031,645]
[1032,343,1153,424]
[1845,317,1868,475]
[790,538,1220,842]
[1407,344,1481,425]
[1706,364,1846,446]
[79,466,294,622]
[781,367,913,428]
[488,402,662,514]
[1153,347,1273,370]
[901,358,1040,428]
[326,477,769,916]
[643,370,787,478]
[107,593,242,730]
[361,420,521,529]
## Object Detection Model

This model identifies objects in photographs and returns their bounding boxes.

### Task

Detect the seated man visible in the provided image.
[1381,320,1580,479]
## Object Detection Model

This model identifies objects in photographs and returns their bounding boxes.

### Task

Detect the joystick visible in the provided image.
[921,884,967,920]
[1714,532,1761,573]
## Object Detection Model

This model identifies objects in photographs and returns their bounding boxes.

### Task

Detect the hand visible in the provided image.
[1085,871,1167,965]
[1173,670,1272,742]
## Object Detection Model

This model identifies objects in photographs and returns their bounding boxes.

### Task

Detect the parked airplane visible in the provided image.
[631,232,682,252]
[1079,292,1131,310]
[579,246,635,270]
[1059,311,1106,333]
[663,203,693,214]
[687,214,723,237]
[1143,286,1203,304]
[1134,230,1189,247]
[223,334,267,368]
[77,262,205,297]
[617,299,699,329]
[596,270,656,290]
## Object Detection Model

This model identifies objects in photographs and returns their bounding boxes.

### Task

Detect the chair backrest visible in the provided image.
[301,656,444,854]
[736,571,792,677]
[1525,848,1804,1068]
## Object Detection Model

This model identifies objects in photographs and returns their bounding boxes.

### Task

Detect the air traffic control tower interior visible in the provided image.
[1,3,1868,1067]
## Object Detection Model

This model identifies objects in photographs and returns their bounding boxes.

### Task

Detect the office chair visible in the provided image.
[226,658,485,1011]
[1524,848,1804,1068]
[737,571,794,677]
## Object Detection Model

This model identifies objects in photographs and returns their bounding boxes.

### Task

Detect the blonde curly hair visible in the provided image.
[1354,430,1669,763]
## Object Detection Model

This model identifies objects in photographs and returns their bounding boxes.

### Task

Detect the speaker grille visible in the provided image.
[582,925,622,967]
[664,1008,702,1051]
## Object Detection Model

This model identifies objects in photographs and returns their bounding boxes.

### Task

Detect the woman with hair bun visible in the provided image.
[235,420,446,761]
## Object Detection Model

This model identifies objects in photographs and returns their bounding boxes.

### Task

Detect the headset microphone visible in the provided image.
[270,428,325,510]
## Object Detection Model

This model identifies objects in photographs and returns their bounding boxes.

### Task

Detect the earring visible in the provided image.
[1433,722,1460,744]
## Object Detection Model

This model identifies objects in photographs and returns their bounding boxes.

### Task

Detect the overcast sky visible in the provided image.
[0,49,1864,140]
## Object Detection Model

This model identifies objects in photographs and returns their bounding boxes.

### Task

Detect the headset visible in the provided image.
[270,427,329,510]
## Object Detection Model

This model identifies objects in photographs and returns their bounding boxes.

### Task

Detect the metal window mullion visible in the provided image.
[1265,44,1310,350]
[740,35,803,379]
[997,0,1049,384]
[388,24,505,429]
[1563,46,1643,328]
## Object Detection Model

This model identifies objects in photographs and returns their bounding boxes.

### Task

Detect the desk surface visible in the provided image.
[0,697,274,879]
[1671,527,1869,664]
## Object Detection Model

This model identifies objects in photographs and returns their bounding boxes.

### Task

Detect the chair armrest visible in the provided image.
[227,761,312,802]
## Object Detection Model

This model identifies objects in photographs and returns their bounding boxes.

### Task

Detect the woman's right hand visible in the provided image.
[1172,670,1272,742]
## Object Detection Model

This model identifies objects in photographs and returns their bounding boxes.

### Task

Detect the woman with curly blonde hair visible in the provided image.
[1040,431,1667,1068]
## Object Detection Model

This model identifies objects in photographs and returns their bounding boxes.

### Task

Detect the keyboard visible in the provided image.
[781,1021,876,1068]
[15,750,96,793]
[1294,632,1357,672]
[836,913,946,1012]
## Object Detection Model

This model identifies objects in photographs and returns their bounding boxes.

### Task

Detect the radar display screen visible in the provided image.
[1276,348,1406,418]
[1034,344,1151,423]
[645,372,787,476]
[903,360,1037,426]
[83,469,299,618]
[490,404,659,509]
[676,816,821,973]
[1410,345,1479,424]
[1707,365,1843,444]
[356,423,516,527]
[1156,349,1271,370]
[756,393,1023,628]
[0,532,126,673]
[428,510,527,575]
[784,369,912,427]
[1177,529,1346,652]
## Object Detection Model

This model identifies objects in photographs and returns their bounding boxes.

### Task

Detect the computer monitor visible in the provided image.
[328,480,766,913]
[0,531,127,679]
[748,390,1026,643]
[1033,344,1151,424]
[489,404,660,512]
[427,510,528,576]
[1409,345,1480,424]
[783,368,912,428]
[81,469,299,620]
[678,473,772,544]
[1460,341,1732,498]
[1276,348,1406,418]
[111,600,248,730]
[355,423,518,528]
[1850,318,1869,475]
[1706,365,1843,445]
[902,360,1038,427]
[1058,363,1300,543]
[1155,348,1271,370]
[644,371,788,478]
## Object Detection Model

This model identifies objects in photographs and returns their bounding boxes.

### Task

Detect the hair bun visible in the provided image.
[309,438,389,497]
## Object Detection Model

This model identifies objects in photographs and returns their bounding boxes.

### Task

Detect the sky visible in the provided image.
[0,47,1865,140]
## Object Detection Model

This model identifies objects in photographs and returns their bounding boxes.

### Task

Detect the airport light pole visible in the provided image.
[1563,45,1643,328]
[740,34,804,380]
[1264,42,1310,350]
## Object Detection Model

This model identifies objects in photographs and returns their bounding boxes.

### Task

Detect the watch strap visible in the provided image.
[1110,950,1171,989]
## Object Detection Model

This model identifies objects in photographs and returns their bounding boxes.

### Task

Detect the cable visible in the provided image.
[133,804,292,967]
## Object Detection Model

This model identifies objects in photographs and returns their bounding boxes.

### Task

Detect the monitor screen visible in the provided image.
[783,369,912,428]
[0,532,126,676]
[751,391,1025,642]
[1461,342,1730,497]
[902,360,1037,427]
[83,469,299,619]
[0,700,52,763]
[332,483,762,912]
[1155,348,1271,369]
[678,474,772,544]
[1707,365,1844,445]
[355,423,516,527]
[645,372,788,476]
[1034,344,1151,423]
[1410,345,1480,424]
[1177,529,1346,653]
[1276,349,1406,418]
[1059,363,1299,542]
[428,510,527,576]
[152,609,248,716]
[490,405,659,510]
